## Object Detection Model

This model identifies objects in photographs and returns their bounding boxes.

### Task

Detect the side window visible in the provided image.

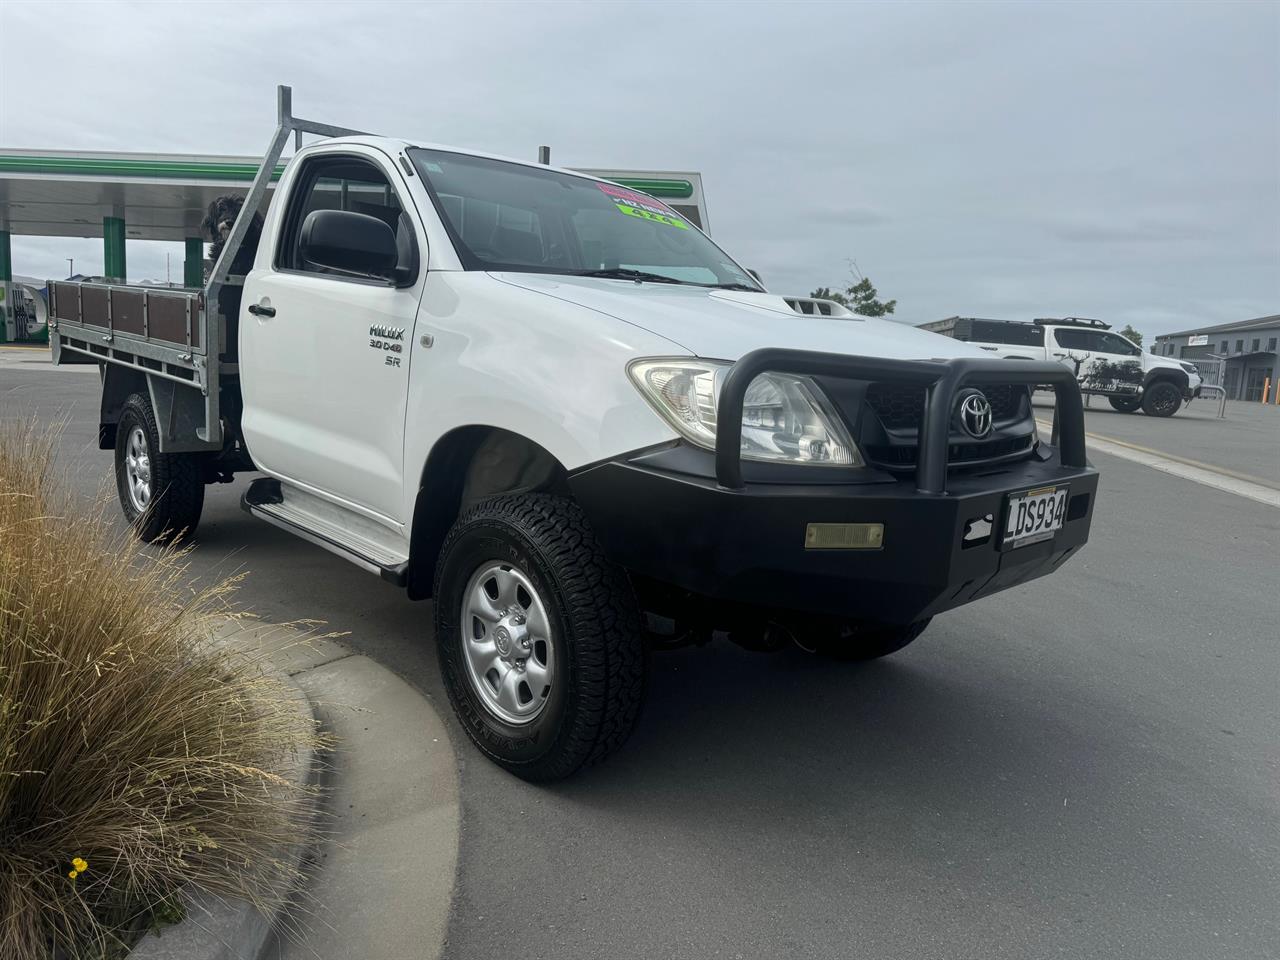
[278,155,416,281]
[1054,328,1091,351]
[1094,332,1138,356]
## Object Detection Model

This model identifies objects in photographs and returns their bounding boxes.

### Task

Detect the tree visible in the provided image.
[1119,324,1143,347]
[810,263,896,317]
[810,286,849,307]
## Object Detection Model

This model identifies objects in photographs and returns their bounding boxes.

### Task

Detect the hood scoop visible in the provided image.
[782,296,861,319]
[705,289,863,320]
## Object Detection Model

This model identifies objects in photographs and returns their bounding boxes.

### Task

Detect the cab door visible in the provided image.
[239,147,425,523]
[1086,330,1145,395]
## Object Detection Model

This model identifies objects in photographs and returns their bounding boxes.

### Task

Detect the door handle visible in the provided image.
[1052,352,1067,359]
[248,303,275,318]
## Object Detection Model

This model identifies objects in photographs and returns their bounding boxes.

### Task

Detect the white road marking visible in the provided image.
[1037,419,1280,509]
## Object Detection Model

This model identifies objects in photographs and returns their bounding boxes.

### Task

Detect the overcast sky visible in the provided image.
[2,0,1276,339]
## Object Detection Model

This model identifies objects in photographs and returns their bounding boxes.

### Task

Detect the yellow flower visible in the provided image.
[71,857,88,872]
[68,870,78,880]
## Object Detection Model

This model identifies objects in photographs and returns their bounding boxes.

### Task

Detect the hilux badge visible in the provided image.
[957,392,994,439]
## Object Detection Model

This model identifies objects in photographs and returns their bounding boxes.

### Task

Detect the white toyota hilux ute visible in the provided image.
[49,92,1099,780]
[937,316,1202,417]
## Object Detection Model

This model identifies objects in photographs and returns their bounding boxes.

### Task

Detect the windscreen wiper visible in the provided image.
[712,282,761,291]
[574,268,685,284]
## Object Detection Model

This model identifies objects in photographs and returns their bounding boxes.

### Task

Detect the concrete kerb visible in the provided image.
[131,618,461,960]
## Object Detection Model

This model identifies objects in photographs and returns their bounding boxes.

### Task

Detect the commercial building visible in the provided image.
[1151,315,1279,401]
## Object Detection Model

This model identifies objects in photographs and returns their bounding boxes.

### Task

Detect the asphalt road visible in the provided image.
[1033,392,1280,488]
[3,363,1278,960]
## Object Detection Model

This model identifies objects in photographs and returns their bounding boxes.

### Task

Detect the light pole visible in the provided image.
[66,258,74,279]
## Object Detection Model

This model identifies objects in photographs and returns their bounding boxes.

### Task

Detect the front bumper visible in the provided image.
[571,349,1098,627]
[571,447,1097,626]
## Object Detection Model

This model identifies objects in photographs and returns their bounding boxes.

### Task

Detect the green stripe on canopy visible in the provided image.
[0,155,285,182]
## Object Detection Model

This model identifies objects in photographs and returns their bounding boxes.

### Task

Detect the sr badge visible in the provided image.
[369,325,405,367]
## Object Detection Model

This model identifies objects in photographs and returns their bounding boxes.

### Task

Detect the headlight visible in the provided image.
[1179,361,1198,375]
[628,359,861,466]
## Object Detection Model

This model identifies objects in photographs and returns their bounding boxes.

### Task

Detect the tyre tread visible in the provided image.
[115,393,205,543]
[434,493,646,780]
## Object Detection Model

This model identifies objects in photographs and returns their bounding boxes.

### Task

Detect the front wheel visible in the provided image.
[433,494,647,781]
[114,393,205,543]
[1142,381,1183,417]
[804,618,932,661]
[1108,395,1142,413]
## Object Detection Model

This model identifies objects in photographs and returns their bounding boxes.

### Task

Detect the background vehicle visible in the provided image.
[935,316,1201,416]
[48,89,1098,780]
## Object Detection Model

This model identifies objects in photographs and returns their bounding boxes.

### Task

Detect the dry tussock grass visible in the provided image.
[0,420,322,959]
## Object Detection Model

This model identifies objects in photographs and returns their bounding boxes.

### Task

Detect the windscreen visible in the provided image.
[410,148,760,289]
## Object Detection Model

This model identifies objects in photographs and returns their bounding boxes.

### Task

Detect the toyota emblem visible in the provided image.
[957,391,994,439]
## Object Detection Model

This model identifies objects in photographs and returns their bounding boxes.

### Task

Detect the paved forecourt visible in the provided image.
[4,365,1278,960]
[1033,391,1280,490]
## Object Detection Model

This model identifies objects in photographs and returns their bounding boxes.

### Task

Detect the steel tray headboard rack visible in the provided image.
[714,348,1088,493]
[204,85,371,314]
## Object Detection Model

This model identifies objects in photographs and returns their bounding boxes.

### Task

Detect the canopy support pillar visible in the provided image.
[184,237,204,288]
[103,216,126,281]
[0,230,11,343]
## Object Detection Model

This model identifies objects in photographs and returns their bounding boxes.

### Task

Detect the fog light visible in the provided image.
[804,522,884,550]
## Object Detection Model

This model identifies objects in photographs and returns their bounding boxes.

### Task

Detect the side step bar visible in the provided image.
[241,478,408,586]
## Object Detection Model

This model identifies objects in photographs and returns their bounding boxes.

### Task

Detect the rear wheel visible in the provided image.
[114,393,205,543]
[804,618,932,661]
[1142,380,1182,417]
[1108,395,1142,413]
[433,493,647,781]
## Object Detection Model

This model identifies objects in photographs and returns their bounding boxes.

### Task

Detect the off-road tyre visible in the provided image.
[807,618,932,662]
[114,393,205,543]
[433,493,647,781]
[1108,395,1142,413]
[1141,380,1182,418]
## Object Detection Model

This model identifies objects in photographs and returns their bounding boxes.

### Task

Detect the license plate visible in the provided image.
[1002,485,1068,549]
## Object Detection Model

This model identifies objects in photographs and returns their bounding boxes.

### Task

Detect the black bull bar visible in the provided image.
[715,349,1087,492]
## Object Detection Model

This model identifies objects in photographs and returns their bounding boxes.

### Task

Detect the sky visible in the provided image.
[1,0,1276,341]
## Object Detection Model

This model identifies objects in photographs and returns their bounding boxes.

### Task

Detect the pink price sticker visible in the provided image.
[598,183,688,229]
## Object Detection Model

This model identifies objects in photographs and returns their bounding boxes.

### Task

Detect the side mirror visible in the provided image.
[300,209,398,279]
[746,268,763,286]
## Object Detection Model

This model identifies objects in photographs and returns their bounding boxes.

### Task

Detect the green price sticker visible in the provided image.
[616,203,688,230]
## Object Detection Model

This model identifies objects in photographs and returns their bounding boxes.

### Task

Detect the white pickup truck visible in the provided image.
[49,89,1098,780]
[936,316,1202,416]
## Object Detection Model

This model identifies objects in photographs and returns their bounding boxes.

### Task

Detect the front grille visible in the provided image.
[864,383,925,429]
[982,384,1025,422]
[864,382,1027,430]
[865,433,1034,467]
